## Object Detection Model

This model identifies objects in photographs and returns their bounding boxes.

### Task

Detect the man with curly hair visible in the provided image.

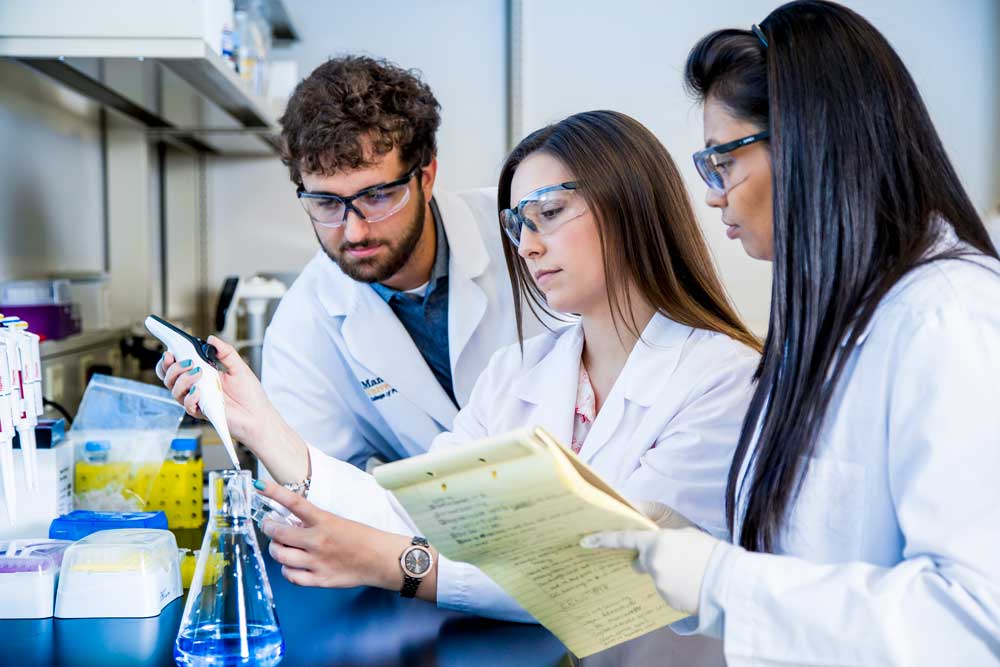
[262,56,528,473]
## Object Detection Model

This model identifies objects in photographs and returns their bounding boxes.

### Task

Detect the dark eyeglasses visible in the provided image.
[692,131,769,194]
[297,167,419,228]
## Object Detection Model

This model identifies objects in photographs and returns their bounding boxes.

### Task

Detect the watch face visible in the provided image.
[404,547,431,576]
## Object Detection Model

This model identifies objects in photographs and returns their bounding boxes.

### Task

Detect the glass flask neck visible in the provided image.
[209,470,253,525]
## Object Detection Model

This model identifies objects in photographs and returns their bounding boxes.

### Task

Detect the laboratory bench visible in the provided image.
[0,518,713,666]
[1,534,571,667]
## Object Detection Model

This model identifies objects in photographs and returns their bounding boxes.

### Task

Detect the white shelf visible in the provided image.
[0,2,282,153]
[1,37,276,129]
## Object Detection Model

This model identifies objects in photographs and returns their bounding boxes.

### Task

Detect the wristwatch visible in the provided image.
[399,536,433,598]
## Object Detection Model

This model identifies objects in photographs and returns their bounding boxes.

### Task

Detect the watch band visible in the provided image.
[400,536,430,598]
[400,574,421,598]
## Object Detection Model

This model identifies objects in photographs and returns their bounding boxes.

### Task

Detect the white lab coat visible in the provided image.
[692,226,1000,665]
[305,312,759,628]
[262,188,536,468]
[988,210,1000,253]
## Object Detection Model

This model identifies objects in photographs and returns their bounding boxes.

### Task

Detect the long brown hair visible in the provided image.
[498,110,760,352]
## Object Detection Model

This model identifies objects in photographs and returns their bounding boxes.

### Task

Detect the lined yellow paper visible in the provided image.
[374,427,687,657]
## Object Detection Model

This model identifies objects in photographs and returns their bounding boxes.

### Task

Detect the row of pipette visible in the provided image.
[0,315,44,527]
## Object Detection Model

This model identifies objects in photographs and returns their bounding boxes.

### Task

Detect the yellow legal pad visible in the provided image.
[373,426,687,658]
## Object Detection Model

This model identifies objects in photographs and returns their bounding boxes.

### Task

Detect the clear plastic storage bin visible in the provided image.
[55,528,182,618]
[0,538,72,618]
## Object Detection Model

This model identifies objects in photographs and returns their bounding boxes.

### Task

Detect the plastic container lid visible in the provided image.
[0,539,73,568]
[48,510,169,541]
[61,529,178,573]
[170,437,199,452]
[84,440,111,452]
[0,554,56,574]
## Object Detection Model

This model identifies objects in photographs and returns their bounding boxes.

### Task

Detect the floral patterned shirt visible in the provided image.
[570,361,597,454]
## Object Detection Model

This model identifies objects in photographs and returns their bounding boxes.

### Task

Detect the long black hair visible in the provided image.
[685,0,998,552]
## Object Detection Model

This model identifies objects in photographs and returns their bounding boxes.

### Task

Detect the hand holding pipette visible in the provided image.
[149,318,310,484]
[145,316,241,469]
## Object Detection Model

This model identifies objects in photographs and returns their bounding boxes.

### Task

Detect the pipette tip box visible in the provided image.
[54,528,182,618]
[0,539,72,618]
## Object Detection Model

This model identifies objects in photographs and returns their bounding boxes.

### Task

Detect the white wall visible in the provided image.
[0,59,104,281]
[205,0,1000,333]
[278,0,509,193]
[516,0,1000,333]
[207,156,309,288]
[205,0,509,291]
[0,56,216,330]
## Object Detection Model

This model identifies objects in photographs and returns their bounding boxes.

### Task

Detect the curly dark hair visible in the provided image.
[279,55,441,185]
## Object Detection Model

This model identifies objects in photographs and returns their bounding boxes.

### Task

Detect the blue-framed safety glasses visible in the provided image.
[297,167,419,228]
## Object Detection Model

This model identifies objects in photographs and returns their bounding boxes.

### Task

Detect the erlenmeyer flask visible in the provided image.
[174,470,284,667]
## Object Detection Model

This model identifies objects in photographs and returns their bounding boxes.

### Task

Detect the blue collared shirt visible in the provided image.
[370,199,456,406]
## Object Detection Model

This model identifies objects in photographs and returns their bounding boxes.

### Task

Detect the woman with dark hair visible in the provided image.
[585,1,1000,664]
[159,111,759,640]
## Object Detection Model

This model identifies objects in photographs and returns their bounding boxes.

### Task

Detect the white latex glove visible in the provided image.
[631,500,698,530]
[580,501,721,615]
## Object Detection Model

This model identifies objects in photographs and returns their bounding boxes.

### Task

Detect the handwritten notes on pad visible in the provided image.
[373,427,687,657]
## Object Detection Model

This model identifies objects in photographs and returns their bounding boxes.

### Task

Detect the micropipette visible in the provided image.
[0,339,17,525]
[144,315,240,469]
[22,323,44,447]
[0,320,37,491]
[11,322,42,490]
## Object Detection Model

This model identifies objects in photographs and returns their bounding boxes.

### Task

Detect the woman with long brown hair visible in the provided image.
[158,110,759,645]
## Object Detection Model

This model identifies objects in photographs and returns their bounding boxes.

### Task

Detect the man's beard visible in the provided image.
[317,189,427,284]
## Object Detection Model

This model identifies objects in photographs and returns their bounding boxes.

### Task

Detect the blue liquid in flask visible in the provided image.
[175,622,284,667]
[175,471,284,667]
